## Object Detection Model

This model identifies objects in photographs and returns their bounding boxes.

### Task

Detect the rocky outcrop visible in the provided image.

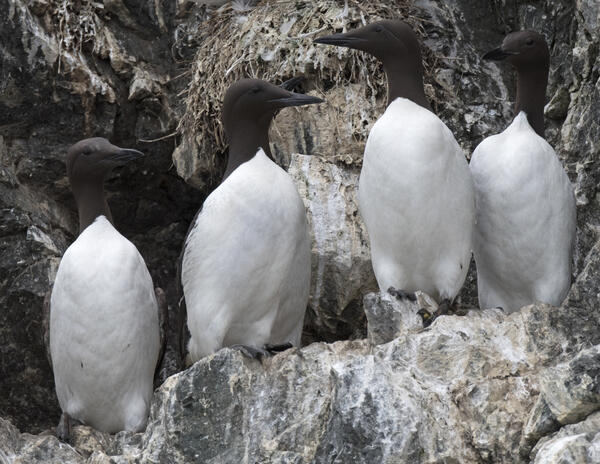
[0,418,84,464]
[1,0,600,462]
[531,411,600,463]
[289,154,377,342]
[363,290,429,345]
[2,286,600,463]
[522,346,600,452]
[558,0,600,273]
[0,0,204,432]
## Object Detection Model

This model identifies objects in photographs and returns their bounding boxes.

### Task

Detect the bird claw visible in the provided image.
[231,342,293,361]
[387,287,417,302]
[263,342,293,354]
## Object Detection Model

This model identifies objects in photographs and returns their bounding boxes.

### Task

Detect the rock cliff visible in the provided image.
[1,0,599,462]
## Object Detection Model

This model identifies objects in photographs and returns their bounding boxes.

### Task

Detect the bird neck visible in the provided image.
[224,116,272,181]
[515,65,548,137]
[72,179,113,234]
[384,59,431,111]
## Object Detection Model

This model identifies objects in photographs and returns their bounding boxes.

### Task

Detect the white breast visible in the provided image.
[358,98,475,302]
[182,149,310,362]
[470,112,576,312]
[50,216,160,433]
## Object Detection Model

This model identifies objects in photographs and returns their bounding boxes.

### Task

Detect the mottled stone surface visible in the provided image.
[0,418,84,464]
[1,299,597,463]
[364,291,424,345]
[531,411,600,463]
[289,154,377,342]
[522,346,600,452]
[2,296,600,463]
[1,0,600,462]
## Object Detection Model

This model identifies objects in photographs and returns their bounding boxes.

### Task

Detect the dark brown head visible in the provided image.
[483,30,549,70]
[483,31,549,137]
[222,78,323,142]
[314,20,429,109]
[66,137,144,233]
[314,20,420,63]
[221,78,323,179]
[67,137,144,185]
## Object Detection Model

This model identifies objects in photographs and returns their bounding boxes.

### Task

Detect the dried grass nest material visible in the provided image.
[179,0,441,165]
[47,0,101,69]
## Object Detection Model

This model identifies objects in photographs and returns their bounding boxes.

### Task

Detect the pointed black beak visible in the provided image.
[482,47,518,61]
[109,148,145,164]
[269,91,324,108]
[314,32,366,49]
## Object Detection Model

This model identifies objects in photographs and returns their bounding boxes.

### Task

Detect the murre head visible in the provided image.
[483,30,549,70]
[483,30,549,137]
[314,20,429,109]
[67,137,145,234]
[222,78,324,141]
[221,78,324,180]
[67,137,144,183]
[314,20,420,62]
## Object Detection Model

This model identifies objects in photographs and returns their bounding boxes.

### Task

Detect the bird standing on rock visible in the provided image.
[314,20,475,324]
[471,31,576,312]
[178,78,323,364]
[46,138,167,440]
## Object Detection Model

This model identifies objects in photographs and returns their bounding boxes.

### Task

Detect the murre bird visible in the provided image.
[45,138,166,439]
[178,78,323,364]
[314,20,475,323]
[471,31,576,312]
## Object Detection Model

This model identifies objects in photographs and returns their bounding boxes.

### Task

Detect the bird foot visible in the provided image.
[56,412,72,443]
[231,342,293,361]
[418,299,452,328]
[264,342,293,353]
[183,353,194,369]
[387,287,417,302]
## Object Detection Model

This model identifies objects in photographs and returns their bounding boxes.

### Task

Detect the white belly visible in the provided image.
[182,149,311,362]
[359,98,475,301]
[50,216,160,433]
[470,112,576,312]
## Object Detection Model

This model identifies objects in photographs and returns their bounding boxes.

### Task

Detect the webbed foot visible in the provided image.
[56,412,72,443]
[264,342,293,353]
[387,287,417,302]
[231,342,293,361]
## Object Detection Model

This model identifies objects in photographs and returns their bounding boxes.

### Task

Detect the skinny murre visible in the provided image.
[178,78,323,363]
[45,138,166,439]
[470,30,576,312]
[314,20,475,324]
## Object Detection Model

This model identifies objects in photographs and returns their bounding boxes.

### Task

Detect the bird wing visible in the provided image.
[153,287,168,386]
[176,206,203,368]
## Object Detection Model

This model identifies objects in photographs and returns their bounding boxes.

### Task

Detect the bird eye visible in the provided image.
[82,148,92,156]
[526,38,534,46]
[251,87,260,94]
[375,26,383,33]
